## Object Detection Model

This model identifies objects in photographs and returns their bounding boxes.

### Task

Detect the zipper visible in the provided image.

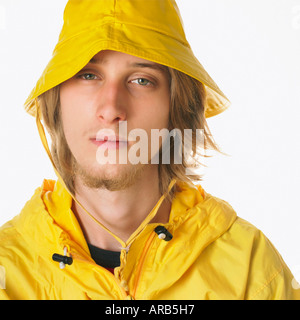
[132,231,156,299]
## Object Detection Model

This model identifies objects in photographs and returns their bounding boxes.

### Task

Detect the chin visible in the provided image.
[74,161,145,191]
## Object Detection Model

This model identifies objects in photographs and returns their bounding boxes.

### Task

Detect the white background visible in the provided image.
[0,0,299,275]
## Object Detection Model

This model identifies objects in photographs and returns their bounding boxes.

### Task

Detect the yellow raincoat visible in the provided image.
[0,0,299,300]
[0,179,298,299]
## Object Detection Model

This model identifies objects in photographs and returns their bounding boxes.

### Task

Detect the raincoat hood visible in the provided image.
[24,0,230,118]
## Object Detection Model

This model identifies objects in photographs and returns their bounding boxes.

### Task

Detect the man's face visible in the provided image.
[59,50,170,190]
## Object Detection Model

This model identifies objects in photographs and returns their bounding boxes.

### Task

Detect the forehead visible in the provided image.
[87,50,168,74]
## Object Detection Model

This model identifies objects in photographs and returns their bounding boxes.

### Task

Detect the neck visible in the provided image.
[72,165,171,251]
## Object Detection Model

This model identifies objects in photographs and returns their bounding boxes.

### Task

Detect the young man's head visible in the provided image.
[39,50,219,197]
[25,0,229,199]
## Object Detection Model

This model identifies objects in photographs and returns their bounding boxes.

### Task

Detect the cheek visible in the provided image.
[59,84,85,147]
[60,83,78,119]
[140,91,170,128]
[60,81,96,124]
[137,98,170,153]
[156,89,170,126]
[60,90,73,138]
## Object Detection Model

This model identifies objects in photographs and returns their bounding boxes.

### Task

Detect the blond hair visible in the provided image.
[38,68,221,199]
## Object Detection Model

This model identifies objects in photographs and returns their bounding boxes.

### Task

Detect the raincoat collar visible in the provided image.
[16,179,237,261]
[12,178,237,299]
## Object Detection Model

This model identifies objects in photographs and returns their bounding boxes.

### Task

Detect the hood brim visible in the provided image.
[24,22,230,118]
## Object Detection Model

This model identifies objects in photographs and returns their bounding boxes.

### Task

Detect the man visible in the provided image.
[0,0,299,300]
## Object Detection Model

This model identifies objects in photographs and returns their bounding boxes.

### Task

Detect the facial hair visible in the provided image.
[72,158,145,191]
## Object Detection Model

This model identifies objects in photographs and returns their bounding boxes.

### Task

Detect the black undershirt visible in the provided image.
[88,243,120,269]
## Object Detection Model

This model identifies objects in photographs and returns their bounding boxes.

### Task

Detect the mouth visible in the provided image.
[90,135,128,149]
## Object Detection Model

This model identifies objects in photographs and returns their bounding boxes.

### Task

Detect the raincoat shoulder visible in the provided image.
[0,186,45,299]
[210,215,299,300]
[0,181,88,300]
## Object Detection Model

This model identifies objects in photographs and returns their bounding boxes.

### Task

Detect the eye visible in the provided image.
[78,73,98,80]
[131,78,152,86]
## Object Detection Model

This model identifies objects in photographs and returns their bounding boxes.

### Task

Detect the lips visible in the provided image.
[91,132,128,149]
[92,140,127,149]
[95,135,126,143]
[95,129,127,141]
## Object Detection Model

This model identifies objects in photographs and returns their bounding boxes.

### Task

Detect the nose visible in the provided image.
[96,80,127,125]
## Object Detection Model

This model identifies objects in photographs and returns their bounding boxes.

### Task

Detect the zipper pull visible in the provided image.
[154,226,173,241]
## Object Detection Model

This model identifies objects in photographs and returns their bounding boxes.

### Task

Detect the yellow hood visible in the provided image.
[24,0,230,118]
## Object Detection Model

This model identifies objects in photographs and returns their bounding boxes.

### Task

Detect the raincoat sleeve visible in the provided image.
[249,261,300,300]
[266,264,300,300]
[242,227,300,300]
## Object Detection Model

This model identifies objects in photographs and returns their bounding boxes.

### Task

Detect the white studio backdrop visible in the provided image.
[0,0,299,275]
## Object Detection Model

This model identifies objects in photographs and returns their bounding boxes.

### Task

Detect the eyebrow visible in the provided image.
[130,62,166,72]
[89,57,104,64]
[88,58,167,73]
